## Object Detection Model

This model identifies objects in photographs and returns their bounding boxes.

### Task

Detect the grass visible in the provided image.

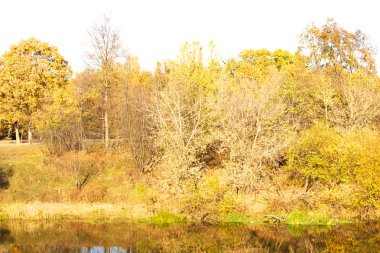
[284,210,348,225]
[0,144,71,202]
[137,212,188,226]
[222,212,253,223]
[0,202,151,221]
[0,144,139,202]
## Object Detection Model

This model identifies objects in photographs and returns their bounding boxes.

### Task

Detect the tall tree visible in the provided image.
[298,18,376,74]
[86,15,125,148]
[0,38,71,143]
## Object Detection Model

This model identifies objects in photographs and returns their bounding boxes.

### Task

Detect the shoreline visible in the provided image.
[0,202,365,226]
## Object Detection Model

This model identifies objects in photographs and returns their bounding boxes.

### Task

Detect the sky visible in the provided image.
[1,0,380,73]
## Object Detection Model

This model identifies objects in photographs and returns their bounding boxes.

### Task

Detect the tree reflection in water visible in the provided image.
[0,221,379,252]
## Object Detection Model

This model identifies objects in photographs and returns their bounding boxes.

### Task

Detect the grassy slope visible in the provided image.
[0,144,150,220]
[0,145,370,224]
[0,144,58,202]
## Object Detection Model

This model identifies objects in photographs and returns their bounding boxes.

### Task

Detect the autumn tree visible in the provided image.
[0,38,72,143]
[216,69,292,194]
[86,15,125,148]
[123,55,155,172]
[150,42,220,188]
[298,18,376,74]
[71,69,104,140]
[35,83,82,154]
[225,49,294,80]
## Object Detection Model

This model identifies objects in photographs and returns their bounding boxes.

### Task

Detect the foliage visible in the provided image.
[216,70,292,193]
[0,164,13,190]
[287,125,380,214]
[0,37,72,138]
[287,123,345,187]
[1,18,380,221]
[36,86,82,154]
[180,175,243,221]
[226,48,294,80]
[299,18,376,73]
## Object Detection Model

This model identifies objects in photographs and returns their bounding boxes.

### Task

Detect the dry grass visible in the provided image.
[0,144,153,220]
[0,202,149,220]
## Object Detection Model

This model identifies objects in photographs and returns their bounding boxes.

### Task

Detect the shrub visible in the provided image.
[287,124,380,215]
[49,151,102,191]
[180,175,243,221]
[287,123,347,189]
[0,164,13,190]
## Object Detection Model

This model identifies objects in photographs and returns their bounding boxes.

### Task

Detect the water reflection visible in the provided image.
[0,221,379,252]
[80,246,128,253]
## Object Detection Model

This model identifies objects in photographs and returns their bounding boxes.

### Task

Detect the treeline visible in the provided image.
[1,18,379,217]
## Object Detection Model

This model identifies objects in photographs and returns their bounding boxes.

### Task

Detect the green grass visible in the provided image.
[285,210,346,225]
[0,212,7,221]
[222,212,253,223]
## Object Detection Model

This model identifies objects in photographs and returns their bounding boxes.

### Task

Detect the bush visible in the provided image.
[0,164,13,190]
[287,124,380,215]
[48,151,102,191]
[287,123,347,189]
[347,129,380,216]
[180,175,243,221]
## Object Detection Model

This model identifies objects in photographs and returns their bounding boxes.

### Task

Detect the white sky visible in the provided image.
[1,0,379,73]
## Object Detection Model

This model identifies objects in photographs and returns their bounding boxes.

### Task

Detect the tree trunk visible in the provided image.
[104,88,109,148]
[28,126,32,144]
[104,109,109,148]
[15,122,20,144]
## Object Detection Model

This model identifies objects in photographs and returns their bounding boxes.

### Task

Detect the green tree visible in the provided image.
[0,38,71,143]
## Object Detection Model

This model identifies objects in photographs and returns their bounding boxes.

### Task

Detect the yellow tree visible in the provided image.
[151,41,221,186]
[71,69,104,139]
[225,49,294,80]
[0,38,72,143]
[124,55,155,172]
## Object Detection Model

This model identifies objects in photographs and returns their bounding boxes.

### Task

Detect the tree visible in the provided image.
[298,18,376,74]
[225,49,294,80]
[124,55,155,172]
[71,69,104,140]
[0,38,72,143]
[150,42,219,188]
[86,15,125,148]
[216,70,291,194]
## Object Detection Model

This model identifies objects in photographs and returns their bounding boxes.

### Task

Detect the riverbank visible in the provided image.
[0,202,352,226]
[0,144,378,225]
[0,202,148,221]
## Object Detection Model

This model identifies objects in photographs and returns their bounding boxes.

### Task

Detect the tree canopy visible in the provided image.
[298,18,376,74]
[0,38,71,140]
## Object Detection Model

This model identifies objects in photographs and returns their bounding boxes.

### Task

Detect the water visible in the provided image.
[0,221,379,252]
